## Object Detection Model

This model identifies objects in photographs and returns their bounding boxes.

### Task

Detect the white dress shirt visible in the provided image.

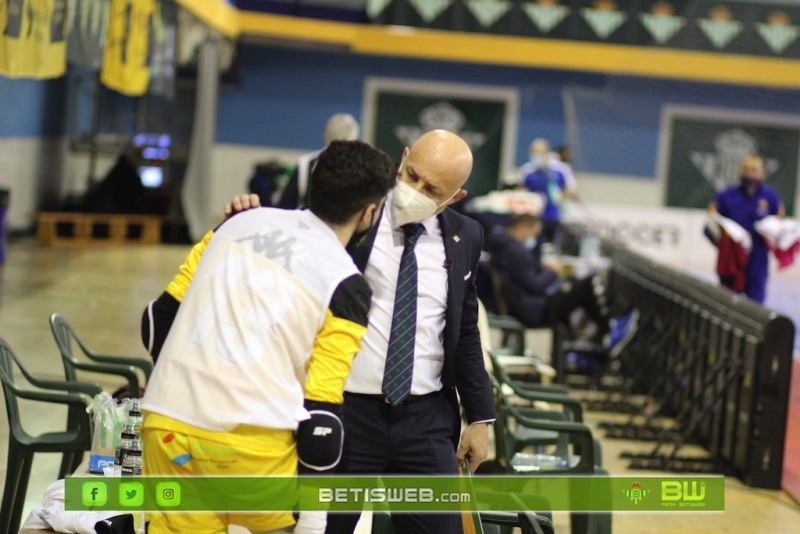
[345,192,448,395]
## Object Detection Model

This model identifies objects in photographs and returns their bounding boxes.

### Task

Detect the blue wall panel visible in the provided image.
[5,43,800,179]
[0,77,67,138]
[217,45,800,177]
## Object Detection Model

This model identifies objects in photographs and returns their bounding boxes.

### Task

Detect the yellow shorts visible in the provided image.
[142,412,297,534]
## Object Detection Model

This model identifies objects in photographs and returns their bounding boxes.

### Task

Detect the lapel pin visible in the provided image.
[453,235,461,243]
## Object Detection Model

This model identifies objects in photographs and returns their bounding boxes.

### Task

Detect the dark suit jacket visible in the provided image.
[349,207,496,444]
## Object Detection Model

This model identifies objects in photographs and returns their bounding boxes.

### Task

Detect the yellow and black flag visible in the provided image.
[0,0,68,78]
[100,0,155,96]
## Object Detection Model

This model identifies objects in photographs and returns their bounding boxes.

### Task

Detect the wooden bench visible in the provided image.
[36,212,163,245]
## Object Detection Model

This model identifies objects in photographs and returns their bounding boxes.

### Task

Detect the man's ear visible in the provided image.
[451,189,468,204]
[360,202,380,228]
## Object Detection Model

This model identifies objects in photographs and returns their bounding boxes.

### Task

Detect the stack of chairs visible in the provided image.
[477,300,612,534]
[0,338,102,534]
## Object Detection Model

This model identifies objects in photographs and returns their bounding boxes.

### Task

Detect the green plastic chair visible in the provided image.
[489,376,612,534]
[49,312,153,396]
[0,337,101,534]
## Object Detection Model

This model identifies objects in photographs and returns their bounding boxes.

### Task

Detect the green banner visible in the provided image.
[662,108,799,216]
[65,475,725,512]
[366,79,517,198]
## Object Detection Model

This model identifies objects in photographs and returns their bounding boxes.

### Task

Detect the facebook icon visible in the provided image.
[81,482,108,507]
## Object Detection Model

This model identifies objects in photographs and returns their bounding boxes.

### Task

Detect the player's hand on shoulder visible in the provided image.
[224,194,261,219]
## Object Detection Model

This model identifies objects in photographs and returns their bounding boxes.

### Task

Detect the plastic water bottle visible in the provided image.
[115,424,138,467]
[120,445,146,534]
[580,233,600,261]
[121,447,143,476]
[128,399,144,434]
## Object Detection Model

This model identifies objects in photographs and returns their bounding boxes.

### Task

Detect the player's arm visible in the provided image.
[296,274,371,474]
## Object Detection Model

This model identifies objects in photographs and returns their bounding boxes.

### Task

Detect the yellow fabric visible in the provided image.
[100,0,155,95]
[304,310,367,405]
[177,0,239,39]
[142,413,296,533]
[0,0,67,78]
[166,229,214,302]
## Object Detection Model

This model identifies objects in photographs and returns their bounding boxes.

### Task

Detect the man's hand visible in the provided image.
[456,422,490,473]
[223,194,261,219]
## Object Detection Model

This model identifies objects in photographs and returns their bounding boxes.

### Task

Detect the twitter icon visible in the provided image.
[119,482,144,507]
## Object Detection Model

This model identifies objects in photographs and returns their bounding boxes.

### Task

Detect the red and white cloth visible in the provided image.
[755,215,800,269]
[706,213,751,292]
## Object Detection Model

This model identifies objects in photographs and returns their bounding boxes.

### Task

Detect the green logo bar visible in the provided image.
[65,475,725,512]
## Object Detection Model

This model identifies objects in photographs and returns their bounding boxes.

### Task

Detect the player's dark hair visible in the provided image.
[309,140,396,225]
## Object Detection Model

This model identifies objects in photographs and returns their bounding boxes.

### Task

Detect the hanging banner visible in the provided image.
[177,0,239,38]
[0,0,68,78]
[363,77,518,198]
[100,0,155,96]
[366,0,800,60]
[659,105,800,217]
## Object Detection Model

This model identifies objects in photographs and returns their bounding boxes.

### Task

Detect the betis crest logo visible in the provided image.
[624,482,650,504]
[697,6,742,49]
[581,0,628,39]
[639,1,685,45]
[523,0,570,34]
[756,11,799,54]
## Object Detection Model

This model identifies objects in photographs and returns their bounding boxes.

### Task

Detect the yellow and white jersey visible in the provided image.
[142,208,364,432]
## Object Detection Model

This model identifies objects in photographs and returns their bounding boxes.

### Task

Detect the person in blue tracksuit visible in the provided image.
[519,139,571,245]
[710,154,784,304]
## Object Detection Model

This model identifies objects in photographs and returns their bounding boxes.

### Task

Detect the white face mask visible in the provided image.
[390,175,458,228]
[530,155,547,169]
[522,236,538,251]
[390,179,438,228]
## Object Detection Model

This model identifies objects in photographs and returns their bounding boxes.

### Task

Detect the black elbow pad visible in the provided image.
[296,400,344,474]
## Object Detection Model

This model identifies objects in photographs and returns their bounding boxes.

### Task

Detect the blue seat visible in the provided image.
[559,309,639,386]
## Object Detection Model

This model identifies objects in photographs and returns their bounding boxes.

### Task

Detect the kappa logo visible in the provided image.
[313,426,333,437]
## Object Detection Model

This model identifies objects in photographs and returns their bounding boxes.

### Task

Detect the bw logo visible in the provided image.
[313,427,333,436]
[662,481,706,501]
[623,482,649,504]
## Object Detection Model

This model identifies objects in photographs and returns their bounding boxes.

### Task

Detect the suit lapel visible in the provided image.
[439,210,465,358]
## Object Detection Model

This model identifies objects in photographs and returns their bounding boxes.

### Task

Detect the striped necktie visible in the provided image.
[382,223,425,405]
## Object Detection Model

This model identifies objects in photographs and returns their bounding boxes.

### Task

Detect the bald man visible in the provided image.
[327,130,495,534]
[278,113,361,209]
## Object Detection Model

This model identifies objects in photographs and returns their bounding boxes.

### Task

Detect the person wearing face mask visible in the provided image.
[320,129,495,534]
[138,141,395,534]
[485,214,609,339]
[709,154,785,304]
[515,138,576,246]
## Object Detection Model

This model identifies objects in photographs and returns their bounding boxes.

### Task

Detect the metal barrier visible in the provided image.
[598,240,794,489]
